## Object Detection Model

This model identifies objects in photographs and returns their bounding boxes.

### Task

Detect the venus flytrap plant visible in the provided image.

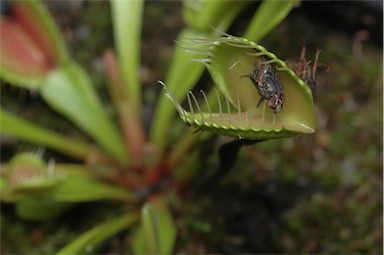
[0,0,310,253]
[162,34,316,140]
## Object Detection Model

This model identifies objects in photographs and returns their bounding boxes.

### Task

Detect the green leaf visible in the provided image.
[150,28,207,153]
[16,199,73,221]
[183,0,251,32]
[40,62,129,165]
[111,0,144,112]
[163,35,316,140]
[244,0,300,42]
[51,168,135,203]
[0,109,99,161]
[132,197,176,254]
[56,212,139,255]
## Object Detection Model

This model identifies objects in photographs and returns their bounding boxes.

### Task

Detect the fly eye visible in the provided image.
[267,97,276,107]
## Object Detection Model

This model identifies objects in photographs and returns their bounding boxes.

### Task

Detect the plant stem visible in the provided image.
[56,212,139,255]
[0,109,106,162]
[111,0,143,114]
[103,49,146,170]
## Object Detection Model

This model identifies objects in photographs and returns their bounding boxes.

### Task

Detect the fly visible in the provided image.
[241,56,285,113]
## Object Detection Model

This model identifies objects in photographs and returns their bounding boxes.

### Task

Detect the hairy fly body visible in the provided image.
[241,57,285,113]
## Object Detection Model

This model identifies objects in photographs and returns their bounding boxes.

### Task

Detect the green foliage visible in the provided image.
[111,0,144,112]
[40,62,128,165]
[1,109,98,160]
[56,212,138,255]
[244,0,300,42]
[132,197,176,254]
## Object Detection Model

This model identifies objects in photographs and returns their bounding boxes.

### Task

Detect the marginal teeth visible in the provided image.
[163,81,267,130]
